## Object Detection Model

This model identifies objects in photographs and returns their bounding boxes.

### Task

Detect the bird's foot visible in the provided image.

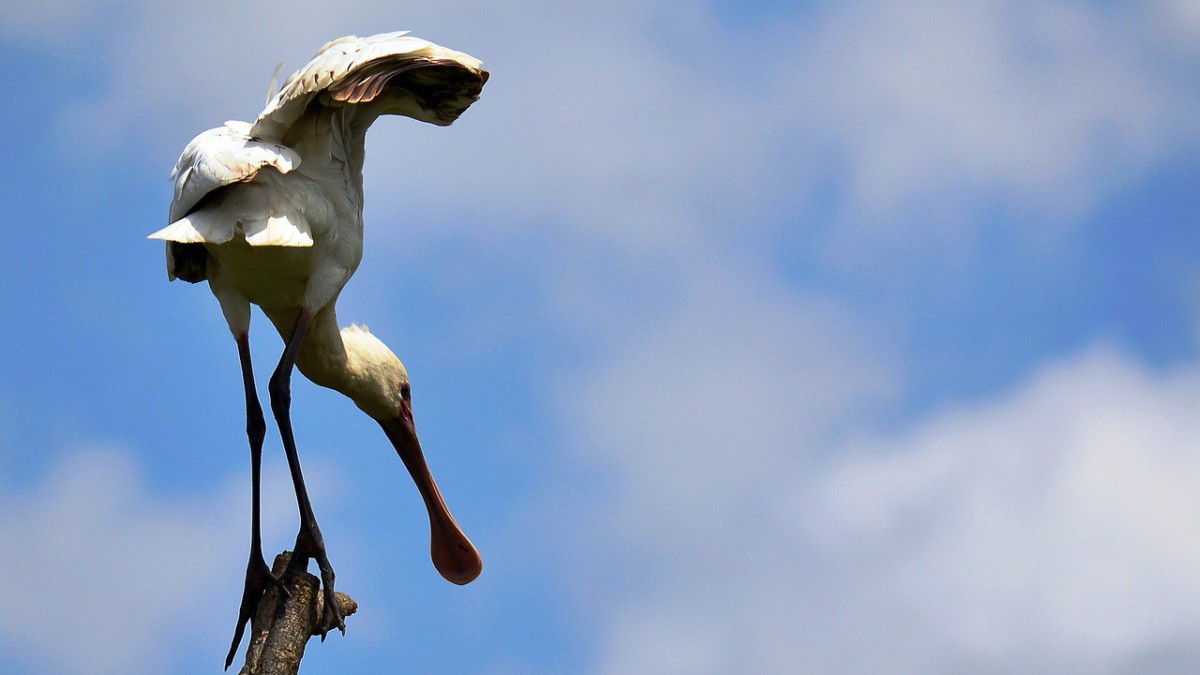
[286,525,346,639]
[225,551,288,670]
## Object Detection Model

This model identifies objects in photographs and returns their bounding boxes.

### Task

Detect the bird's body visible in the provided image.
[149,31,487,668]
[157,32,486,322]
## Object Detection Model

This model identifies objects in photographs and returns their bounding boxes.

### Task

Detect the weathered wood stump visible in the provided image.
[236,551,357,675]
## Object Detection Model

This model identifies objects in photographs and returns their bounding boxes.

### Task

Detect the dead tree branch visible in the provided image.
[235,551,358,675]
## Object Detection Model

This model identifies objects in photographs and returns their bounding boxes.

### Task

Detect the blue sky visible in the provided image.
[1,1,1200,673]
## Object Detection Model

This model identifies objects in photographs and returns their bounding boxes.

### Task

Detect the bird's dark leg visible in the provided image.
[269,308,346,638]
[225,333,288,670]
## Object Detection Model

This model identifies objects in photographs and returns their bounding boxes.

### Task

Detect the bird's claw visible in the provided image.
[289,527,345,640]
[225,553,286,670]
[316,585,346,640]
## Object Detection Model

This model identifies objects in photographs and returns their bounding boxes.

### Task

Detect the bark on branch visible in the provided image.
[235,551,358,675]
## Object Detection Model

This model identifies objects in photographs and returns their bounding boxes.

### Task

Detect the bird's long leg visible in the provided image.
[269,308,346,637]
[225,333,288,670]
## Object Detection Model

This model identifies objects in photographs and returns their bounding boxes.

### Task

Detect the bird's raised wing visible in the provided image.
[250,31,488,140]
[150,120,304,245]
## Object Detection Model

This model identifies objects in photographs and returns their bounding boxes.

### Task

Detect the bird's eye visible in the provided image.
[400,383,411,400]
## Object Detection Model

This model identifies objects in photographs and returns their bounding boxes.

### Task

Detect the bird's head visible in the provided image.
[340,324,412,420]
[340,324,483,585]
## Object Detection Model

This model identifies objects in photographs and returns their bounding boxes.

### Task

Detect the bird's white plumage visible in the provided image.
[150,31,486,262]
[149,121,309,254]
[150,36,487,655]
[164,121,302,223]
[253,31,485,138]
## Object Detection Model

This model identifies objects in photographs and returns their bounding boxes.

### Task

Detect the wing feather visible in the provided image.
[251,32,488,139]
[156,120,301,228]
[241,209,314,247]
[149,31,486,283]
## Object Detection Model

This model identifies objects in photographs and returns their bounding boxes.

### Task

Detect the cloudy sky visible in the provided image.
[2,0,1199,673]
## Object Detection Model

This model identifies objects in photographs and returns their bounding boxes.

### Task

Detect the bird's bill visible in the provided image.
[379,415,482,585]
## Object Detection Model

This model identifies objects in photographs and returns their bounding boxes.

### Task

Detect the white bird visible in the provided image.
[148,31,487,668]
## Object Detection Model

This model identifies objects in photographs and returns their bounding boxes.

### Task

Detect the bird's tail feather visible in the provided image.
[149,205,313,248]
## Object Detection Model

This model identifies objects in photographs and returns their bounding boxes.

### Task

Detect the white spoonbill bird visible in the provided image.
[148,31,487,668]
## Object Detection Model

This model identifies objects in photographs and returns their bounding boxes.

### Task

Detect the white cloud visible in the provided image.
[55,0,356,157]
[565,329,1200,673]
[787,0,1199,263]
[811,346,1200,670]
[365,3,788,248]
[554,266,901,673]
[0,446,305,674]
[54,0,1197,271]
[1158,0,1200,47]
[366,0,1200,264]
[565,269,895,541]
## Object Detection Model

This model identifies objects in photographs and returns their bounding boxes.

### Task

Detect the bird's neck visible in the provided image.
[268,307,354,394]
[274,307,400,421]
[336,107,374,181]
[283,106,375,206]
